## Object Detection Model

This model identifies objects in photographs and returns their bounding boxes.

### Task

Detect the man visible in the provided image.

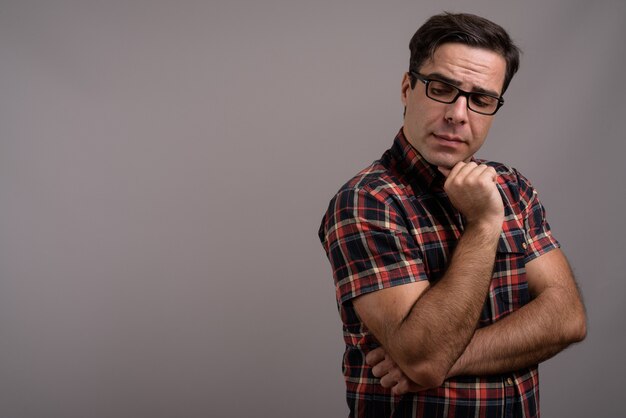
[318,12,586,418]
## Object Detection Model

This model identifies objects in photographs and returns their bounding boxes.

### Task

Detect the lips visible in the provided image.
[433,133,465,145]
[433,133,464,142]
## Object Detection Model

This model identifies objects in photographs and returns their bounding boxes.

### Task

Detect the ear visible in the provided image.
[401,72,412,107]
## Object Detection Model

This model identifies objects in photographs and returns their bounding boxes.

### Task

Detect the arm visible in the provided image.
[353,162,504,388]
[367,248,586,394]
[367,238,586,394]
[448,248,586,376]
[448,170,588,375]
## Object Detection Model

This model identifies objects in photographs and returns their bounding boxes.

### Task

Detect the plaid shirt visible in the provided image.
[318,129,560,418]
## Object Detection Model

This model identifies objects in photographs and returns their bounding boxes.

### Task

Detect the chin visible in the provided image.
[424,154,462,169]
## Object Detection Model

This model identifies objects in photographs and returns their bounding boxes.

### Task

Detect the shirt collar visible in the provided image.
[391,128,446,194]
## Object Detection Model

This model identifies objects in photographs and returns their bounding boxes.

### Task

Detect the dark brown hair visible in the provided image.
[409,12,521,94]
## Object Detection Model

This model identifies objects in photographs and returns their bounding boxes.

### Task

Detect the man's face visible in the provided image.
[401,43,507,169]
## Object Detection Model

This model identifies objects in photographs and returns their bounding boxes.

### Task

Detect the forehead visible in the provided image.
[420,43,507,94]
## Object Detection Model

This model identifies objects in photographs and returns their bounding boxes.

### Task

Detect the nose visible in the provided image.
[444,95,468,125]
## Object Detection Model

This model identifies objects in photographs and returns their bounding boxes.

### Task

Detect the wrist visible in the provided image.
[464,218,502,239]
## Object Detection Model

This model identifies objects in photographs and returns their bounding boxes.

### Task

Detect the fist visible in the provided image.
[438,162,504,228]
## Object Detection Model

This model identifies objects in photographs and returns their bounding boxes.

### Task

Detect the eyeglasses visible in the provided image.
[410,72,504,116]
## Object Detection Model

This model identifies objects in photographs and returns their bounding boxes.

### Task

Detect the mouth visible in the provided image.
[432,133,465,145]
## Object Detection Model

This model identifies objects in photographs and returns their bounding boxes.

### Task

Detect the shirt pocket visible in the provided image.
[484,228,530,323]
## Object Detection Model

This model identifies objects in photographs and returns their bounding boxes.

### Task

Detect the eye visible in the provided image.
[428,81,456,97]
[471,94,497,108]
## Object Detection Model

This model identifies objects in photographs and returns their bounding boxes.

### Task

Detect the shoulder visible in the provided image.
[318,160,412,242]
[331,159,411,209]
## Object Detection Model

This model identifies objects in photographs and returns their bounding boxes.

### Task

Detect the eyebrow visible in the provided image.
[424,72,501,97]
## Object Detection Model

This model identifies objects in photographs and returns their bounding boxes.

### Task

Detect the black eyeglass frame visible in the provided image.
[409,71,505,116]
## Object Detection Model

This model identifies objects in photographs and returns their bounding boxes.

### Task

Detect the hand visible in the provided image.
[366,347,427,395]
[438,162,504,228]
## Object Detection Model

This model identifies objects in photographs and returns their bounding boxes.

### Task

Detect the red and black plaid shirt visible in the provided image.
[319,129,560,418]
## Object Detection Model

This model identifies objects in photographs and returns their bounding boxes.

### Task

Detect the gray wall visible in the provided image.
[1,1,624,417]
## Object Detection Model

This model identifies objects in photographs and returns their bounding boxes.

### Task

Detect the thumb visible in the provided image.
[437,166,451,177]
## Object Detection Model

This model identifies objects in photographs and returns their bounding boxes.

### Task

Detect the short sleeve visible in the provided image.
[319,188,428,305]
[515,170,561,263]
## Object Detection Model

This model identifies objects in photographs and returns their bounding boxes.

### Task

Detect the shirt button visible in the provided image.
[506,377,514,386]
[522,242,528,250]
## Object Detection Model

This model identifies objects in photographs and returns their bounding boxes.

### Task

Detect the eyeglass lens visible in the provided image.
[427,80,499,114]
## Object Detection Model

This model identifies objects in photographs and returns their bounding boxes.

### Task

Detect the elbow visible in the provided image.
[571,314,587,343]
[564,309,587,344]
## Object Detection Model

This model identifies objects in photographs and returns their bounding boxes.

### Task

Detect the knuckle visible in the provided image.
[479,176,494,187]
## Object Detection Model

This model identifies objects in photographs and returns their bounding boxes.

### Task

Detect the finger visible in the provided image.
[453,161,479,180]
[392,379,410,396]
[380,369,401,388]
[485,166,498,182]
[443,161,466,183]
[445,161,477,189]
[371,357,394,377]
[365,347,386,366]
[463,163,490,183]
[437,166,451,177]
[470,166,499,190]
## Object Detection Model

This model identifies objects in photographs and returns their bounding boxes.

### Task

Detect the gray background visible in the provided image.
[1,0,624,417]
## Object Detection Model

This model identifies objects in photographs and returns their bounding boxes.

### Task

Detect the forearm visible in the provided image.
[369,294,572,396]
[391,222,500,385]
[368,250,587,394]
[448,282,586,377]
